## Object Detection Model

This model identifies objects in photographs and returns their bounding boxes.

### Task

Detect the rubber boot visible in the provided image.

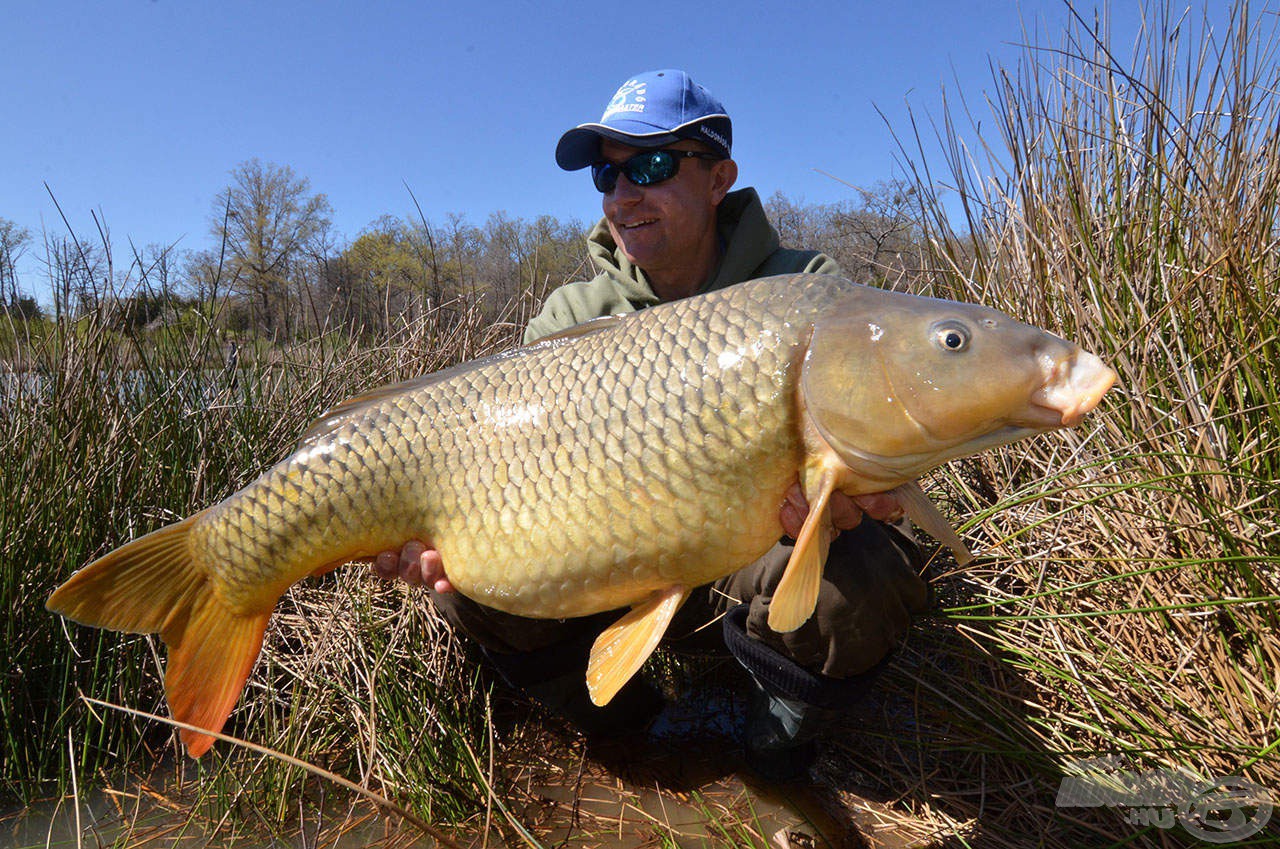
[723,603,886,782]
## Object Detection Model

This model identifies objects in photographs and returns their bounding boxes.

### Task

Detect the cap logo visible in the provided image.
[602,79,647,119]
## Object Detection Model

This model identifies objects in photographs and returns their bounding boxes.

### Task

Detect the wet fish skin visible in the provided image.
[799,284,1116,488]
[46,273,1116,756]
[197,273,822,619]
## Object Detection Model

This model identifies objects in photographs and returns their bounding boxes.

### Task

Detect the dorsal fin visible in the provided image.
[297,319,620,444]
[535,313,631,343]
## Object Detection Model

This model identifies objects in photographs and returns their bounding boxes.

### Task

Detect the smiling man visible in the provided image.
[378,70,930,782]
[522,70,838,340]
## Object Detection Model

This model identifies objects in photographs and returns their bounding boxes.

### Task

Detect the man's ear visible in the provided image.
[710,158,739,204]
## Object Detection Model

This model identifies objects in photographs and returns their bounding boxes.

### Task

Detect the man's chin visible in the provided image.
[615,237,662,267]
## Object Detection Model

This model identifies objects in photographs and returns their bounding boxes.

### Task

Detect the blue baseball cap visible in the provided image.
[555,69,733,170]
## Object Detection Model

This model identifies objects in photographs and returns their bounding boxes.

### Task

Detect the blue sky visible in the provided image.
[3,1,1152,302]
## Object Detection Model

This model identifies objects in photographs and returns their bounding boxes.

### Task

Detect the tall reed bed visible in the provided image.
[842,1,1279,843]
[0,283,537,821]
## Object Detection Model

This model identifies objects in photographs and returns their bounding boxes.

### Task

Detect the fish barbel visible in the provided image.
[48,273,1117,756]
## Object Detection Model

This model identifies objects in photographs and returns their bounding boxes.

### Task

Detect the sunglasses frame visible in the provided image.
[590,148,724,194]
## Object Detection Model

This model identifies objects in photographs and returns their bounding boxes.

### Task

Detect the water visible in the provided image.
[2,722,891,849]
[3,771,857,849]
[0,365,248,409]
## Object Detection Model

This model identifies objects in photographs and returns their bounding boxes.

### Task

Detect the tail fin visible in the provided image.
[47,512,271,757]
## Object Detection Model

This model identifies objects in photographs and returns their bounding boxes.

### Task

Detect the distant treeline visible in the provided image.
[0,159,931,345]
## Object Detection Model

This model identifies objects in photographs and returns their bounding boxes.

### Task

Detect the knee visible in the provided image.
[745,519,930,679]
[724,602,889,708]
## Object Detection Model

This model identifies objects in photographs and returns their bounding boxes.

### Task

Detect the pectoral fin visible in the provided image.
[767,468,838,633]
[890,480,973,565]
[587,585,688,706]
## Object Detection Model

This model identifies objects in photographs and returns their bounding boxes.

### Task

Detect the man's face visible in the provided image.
[599,139,736,282]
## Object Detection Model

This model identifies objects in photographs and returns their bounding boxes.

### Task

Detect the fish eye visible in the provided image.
[932,321,970,352]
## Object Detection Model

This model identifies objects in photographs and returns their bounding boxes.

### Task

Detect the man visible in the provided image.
[375,70,929,781]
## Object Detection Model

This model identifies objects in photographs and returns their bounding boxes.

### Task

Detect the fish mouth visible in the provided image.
[1029,349,1118,427]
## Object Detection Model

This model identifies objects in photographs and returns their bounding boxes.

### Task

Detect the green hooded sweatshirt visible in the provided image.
[523,188,841,344]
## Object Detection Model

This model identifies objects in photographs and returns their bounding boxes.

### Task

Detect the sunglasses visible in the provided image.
[590,149,723,193]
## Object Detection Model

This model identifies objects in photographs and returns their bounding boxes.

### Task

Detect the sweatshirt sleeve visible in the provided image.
[750,248,843,280]
[522,278,641,344]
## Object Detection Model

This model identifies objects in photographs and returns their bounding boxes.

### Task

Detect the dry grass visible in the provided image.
[835,0,1280,844]
[1,287,532,801]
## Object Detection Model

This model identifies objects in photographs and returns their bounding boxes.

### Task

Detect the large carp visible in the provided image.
[48,274,1116,756]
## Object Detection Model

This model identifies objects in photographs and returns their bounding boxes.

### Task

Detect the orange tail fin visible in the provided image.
[47,512,271,757]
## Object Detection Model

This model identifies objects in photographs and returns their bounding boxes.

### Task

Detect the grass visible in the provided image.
[0,291,532,805]
[851,0,1280,842]
[4,1,1279,846]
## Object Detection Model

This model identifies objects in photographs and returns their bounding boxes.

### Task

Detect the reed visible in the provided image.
[848,0,1279,842]
[1,277,529,804]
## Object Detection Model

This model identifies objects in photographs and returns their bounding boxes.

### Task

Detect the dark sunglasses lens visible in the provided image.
[591,150,681,193]
[591,162,620,193]
[627,150,677,186]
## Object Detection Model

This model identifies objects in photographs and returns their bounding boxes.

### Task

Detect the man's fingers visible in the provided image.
[780,482,865,535]
[420,548,455,594]
[373,550,399,581]
[828,491,865,531]
[780,483,807,538]
[373,542,455,593]
[853,492,905,522]
[398,540,426,585]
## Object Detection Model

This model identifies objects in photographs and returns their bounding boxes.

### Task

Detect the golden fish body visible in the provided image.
[48,273,1117,756]
[196,274,815,620]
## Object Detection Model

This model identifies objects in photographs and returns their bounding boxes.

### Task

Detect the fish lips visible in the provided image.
[1028,350,1118,427]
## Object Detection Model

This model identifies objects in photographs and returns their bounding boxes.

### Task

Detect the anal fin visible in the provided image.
[587,585,688,706]
[162,597,271,757]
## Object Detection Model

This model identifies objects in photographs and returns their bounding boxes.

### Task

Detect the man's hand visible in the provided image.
[778,482,905,539]
[372,540,454,593]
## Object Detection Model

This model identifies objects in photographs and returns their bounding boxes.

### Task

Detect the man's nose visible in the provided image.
[610,174,644,203]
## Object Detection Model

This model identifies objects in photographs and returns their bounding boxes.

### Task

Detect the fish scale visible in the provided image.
[217,277,779,612]
[47,272,1117,756]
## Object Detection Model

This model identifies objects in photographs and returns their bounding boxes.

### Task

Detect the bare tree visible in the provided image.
[833,179,921,287]
[0,217,32,313]
[443,212,482,303]
[765,182,924,288]
[482,211,524,305]
[45,235,106,321]
[211,159,332,339]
